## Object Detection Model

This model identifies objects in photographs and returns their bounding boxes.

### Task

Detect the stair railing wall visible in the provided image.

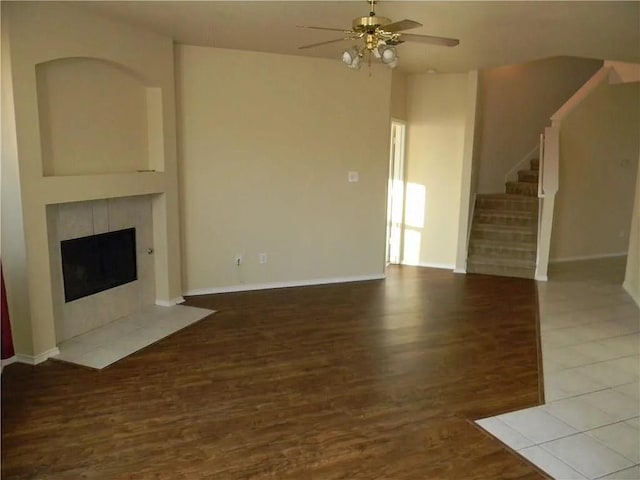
[538,133,545,197]
[534,64,614,281]
[605,60,640,84]
[535,127,559,281]
[550,66,612,126]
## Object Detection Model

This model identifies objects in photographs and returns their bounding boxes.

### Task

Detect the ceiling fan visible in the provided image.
[297,0,459,69]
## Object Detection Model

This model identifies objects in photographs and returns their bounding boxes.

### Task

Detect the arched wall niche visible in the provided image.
[36,56,164,176]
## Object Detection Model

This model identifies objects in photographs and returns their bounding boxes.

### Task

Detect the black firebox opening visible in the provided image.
[61,227,137,302]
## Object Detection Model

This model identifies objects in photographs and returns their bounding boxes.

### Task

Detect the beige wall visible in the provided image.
[176,45,392,292]
[1,12,33,355]
[551,81,640,261]
[2,3,182,360]
[624,155,640,305]
[455,71,480,272]
[477,57,602,194]
[405,73,469,268]
[390,69,408,121]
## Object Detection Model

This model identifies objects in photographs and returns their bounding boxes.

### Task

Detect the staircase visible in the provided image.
[467,158,539,279]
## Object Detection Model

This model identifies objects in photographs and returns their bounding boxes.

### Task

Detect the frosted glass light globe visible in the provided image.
[382,48,396,62]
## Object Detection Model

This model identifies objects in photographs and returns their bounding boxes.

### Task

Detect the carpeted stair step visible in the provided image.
[471,224,537,243]
[464,157,540,279]
[468,239,537,262]
[467,256,536,279]
[530,158,539,171]
[506,181,538,197]
[474,209,538,228]
[476,194,538,213]
[517,169,539,183]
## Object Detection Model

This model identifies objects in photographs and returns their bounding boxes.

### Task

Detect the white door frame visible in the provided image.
[386,119,407,265]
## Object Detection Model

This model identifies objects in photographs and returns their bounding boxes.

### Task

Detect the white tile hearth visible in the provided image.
[476,257,640,480]
[53,304,214,369]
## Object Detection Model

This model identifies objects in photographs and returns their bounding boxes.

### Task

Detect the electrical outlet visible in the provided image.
[235,255,242,266]
[259,253,267,264]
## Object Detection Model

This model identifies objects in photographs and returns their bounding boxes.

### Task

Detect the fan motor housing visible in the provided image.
[352,15,391,33]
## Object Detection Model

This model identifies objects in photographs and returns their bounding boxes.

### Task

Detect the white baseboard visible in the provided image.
[550,252,627,263]
[397,261,454,270]
[453,268,467,274]
[155,297,186,307]
[535,274,549,282]
[184,274,386,296]
[416,262,455,270]
[10,347,61,366]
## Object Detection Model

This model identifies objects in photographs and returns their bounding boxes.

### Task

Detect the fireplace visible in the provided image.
[49,196,156,342]
[61,227,138,302]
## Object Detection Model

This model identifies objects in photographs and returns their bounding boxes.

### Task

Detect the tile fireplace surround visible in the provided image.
[48,195,156,343]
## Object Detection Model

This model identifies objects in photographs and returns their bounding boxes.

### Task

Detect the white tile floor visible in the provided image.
[53,304,214,369]
[477,257,640,480]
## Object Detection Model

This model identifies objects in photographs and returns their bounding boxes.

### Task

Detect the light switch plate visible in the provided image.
[348,171,359,183]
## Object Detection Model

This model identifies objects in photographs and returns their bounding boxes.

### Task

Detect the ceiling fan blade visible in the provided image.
[395,33,459,47]
[298,37,350,50]
[297,25,351,33]
[382,19,423,33]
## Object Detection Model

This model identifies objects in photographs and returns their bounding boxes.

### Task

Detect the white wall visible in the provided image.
[551,81,640,261]
[624,154,640,305]
[616,58,640,304]
[476,57,602,193]
[176,46,392,293]
[390,69,408,121]
[455,71,480,273]
[1,11,33,355]
[405,73,469,268]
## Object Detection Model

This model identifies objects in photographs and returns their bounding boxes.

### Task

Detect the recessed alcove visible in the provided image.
[36,57,164,176]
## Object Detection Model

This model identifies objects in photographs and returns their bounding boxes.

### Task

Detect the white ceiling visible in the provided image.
[79,1,639,74]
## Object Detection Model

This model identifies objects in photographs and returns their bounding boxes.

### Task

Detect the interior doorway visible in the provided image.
[386,120,406,265]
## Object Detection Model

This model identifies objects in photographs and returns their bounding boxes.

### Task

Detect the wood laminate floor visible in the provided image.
[1,266,546,479]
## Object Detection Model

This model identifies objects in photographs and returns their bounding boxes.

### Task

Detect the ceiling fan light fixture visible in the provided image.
[349,55,363,69]
[342,46,362,68]
[379,45,397,64]
[373,41,386,58]
[298,1,459,72]
[378,45,398,67]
